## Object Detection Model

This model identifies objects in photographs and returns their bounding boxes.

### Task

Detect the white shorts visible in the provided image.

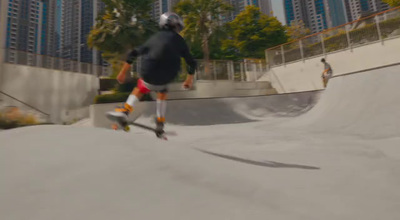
[138,78,168,93]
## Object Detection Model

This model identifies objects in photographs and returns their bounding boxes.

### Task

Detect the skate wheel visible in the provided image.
[112,124,118,130]
[123,126,130,132]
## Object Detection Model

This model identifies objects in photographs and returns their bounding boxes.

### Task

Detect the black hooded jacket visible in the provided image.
[126,29,197,85]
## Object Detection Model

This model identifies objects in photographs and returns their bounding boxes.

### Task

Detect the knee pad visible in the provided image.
[137,78,151,94]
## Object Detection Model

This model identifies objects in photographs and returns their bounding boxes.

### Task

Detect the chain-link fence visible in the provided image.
[4,49,111,76]
[4,49,268,82]
[162,59,267,82]
[266,7,400,67]
[192,59,267,82]
[4,50,271,84]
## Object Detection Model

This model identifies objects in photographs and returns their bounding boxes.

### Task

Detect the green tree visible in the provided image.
[88,0,157,74]
[286,20,311,41]
[174,0,233,75]
[226,6,288,58]
[382,0,400,6]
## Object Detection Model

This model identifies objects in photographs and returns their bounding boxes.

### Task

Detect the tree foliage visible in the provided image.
[225,6,288,58]
[382,0,400,7]
[174,0,233,62]
[88,0,157,59]
[286,20,311,41]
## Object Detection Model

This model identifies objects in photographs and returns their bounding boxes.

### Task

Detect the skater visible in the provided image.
[106,12,197,134]
[321,58,333,88]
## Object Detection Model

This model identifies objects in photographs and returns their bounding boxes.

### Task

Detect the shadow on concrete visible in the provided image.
[197,149,320,170]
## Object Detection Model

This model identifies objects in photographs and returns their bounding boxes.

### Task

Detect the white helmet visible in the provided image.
[159,12,184,32]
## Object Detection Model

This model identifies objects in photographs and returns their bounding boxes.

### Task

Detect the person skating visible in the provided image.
[321,58,333,88]
[106,12,197,134]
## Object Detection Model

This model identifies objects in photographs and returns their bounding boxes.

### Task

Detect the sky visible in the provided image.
[271,0,286,25]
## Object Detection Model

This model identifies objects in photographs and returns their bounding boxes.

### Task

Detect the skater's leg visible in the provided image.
[155,92,167,132]
[322,75,327,88]
[126,87,143,108]
[156,92,167,123]
[107,79,149,120]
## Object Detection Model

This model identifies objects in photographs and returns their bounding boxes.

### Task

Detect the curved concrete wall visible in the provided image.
[0,63,99,123]
[286,64,400,138]
[261,37,400,93]
[0,63,276,124]
[91,91,319,128]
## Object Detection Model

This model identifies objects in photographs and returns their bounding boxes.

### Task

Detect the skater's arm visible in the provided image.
[182,74,194,89]
[116,62,131,84]
[322,63,332,74]
[126,46,148,64]
[180,41,196,89]
[181,42,197,75]
[118,46,148,84]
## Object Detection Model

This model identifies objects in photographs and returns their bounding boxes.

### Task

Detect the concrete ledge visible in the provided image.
[0,63,99,123]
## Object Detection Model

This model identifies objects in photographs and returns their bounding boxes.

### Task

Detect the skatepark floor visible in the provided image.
[1,65,400,220]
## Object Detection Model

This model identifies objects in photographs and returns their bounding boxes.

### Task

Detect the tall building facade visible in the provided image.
[285,0,392,34]
[5,0,45,62]
[60,0,80,62]
[151,0,180,21]
[284,0,330,33]
[344,0,391,22]
[80,0,105,64]
[60,0,105,65]
[325,0,348,28]
[41,0,62,57]
[150,0,273,23]
[2,0,107,72]
[369,0,391,12]
[225,0,273,22]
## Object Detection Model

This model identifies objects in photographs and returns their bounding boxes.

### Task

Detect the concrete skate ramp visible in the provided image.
[2,65,400,220]
[287,64,400,138]
[138,91,319,126]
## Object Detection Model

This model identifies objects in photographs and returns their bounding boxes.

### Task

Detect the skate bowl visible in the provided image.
[285,63,400,138]
[91,91,320,128]
[1,64,400,220]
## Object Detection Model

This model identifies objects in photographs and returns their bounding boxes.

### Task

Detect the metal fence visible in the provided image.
[4,51,268,82]
[131,59,268,82]
[4,49,112,76]
[266,7,400,67]
[191,59,267,82]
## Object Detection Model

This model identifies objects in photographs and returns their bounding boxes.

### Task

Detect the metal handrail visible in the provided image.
[0,91,50,117]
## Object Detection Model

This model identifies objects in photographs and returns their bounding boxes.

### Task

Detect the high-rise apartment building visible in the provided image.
[80,0,105,64]
[285,0,392,34]
[285,0,329,33]
[41,0,62,57]
[225,0,273,22]
[54,0,62,57]
[150,0,273,23]
[151,0,180,21]
[325,0,348,28]
[369,0,391,12]
[5,0,45,63]
[60,0,80,62]
[60,0,105,65]
[1,0,107,72]
[344,0,363,22]
[344,0,391,22]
